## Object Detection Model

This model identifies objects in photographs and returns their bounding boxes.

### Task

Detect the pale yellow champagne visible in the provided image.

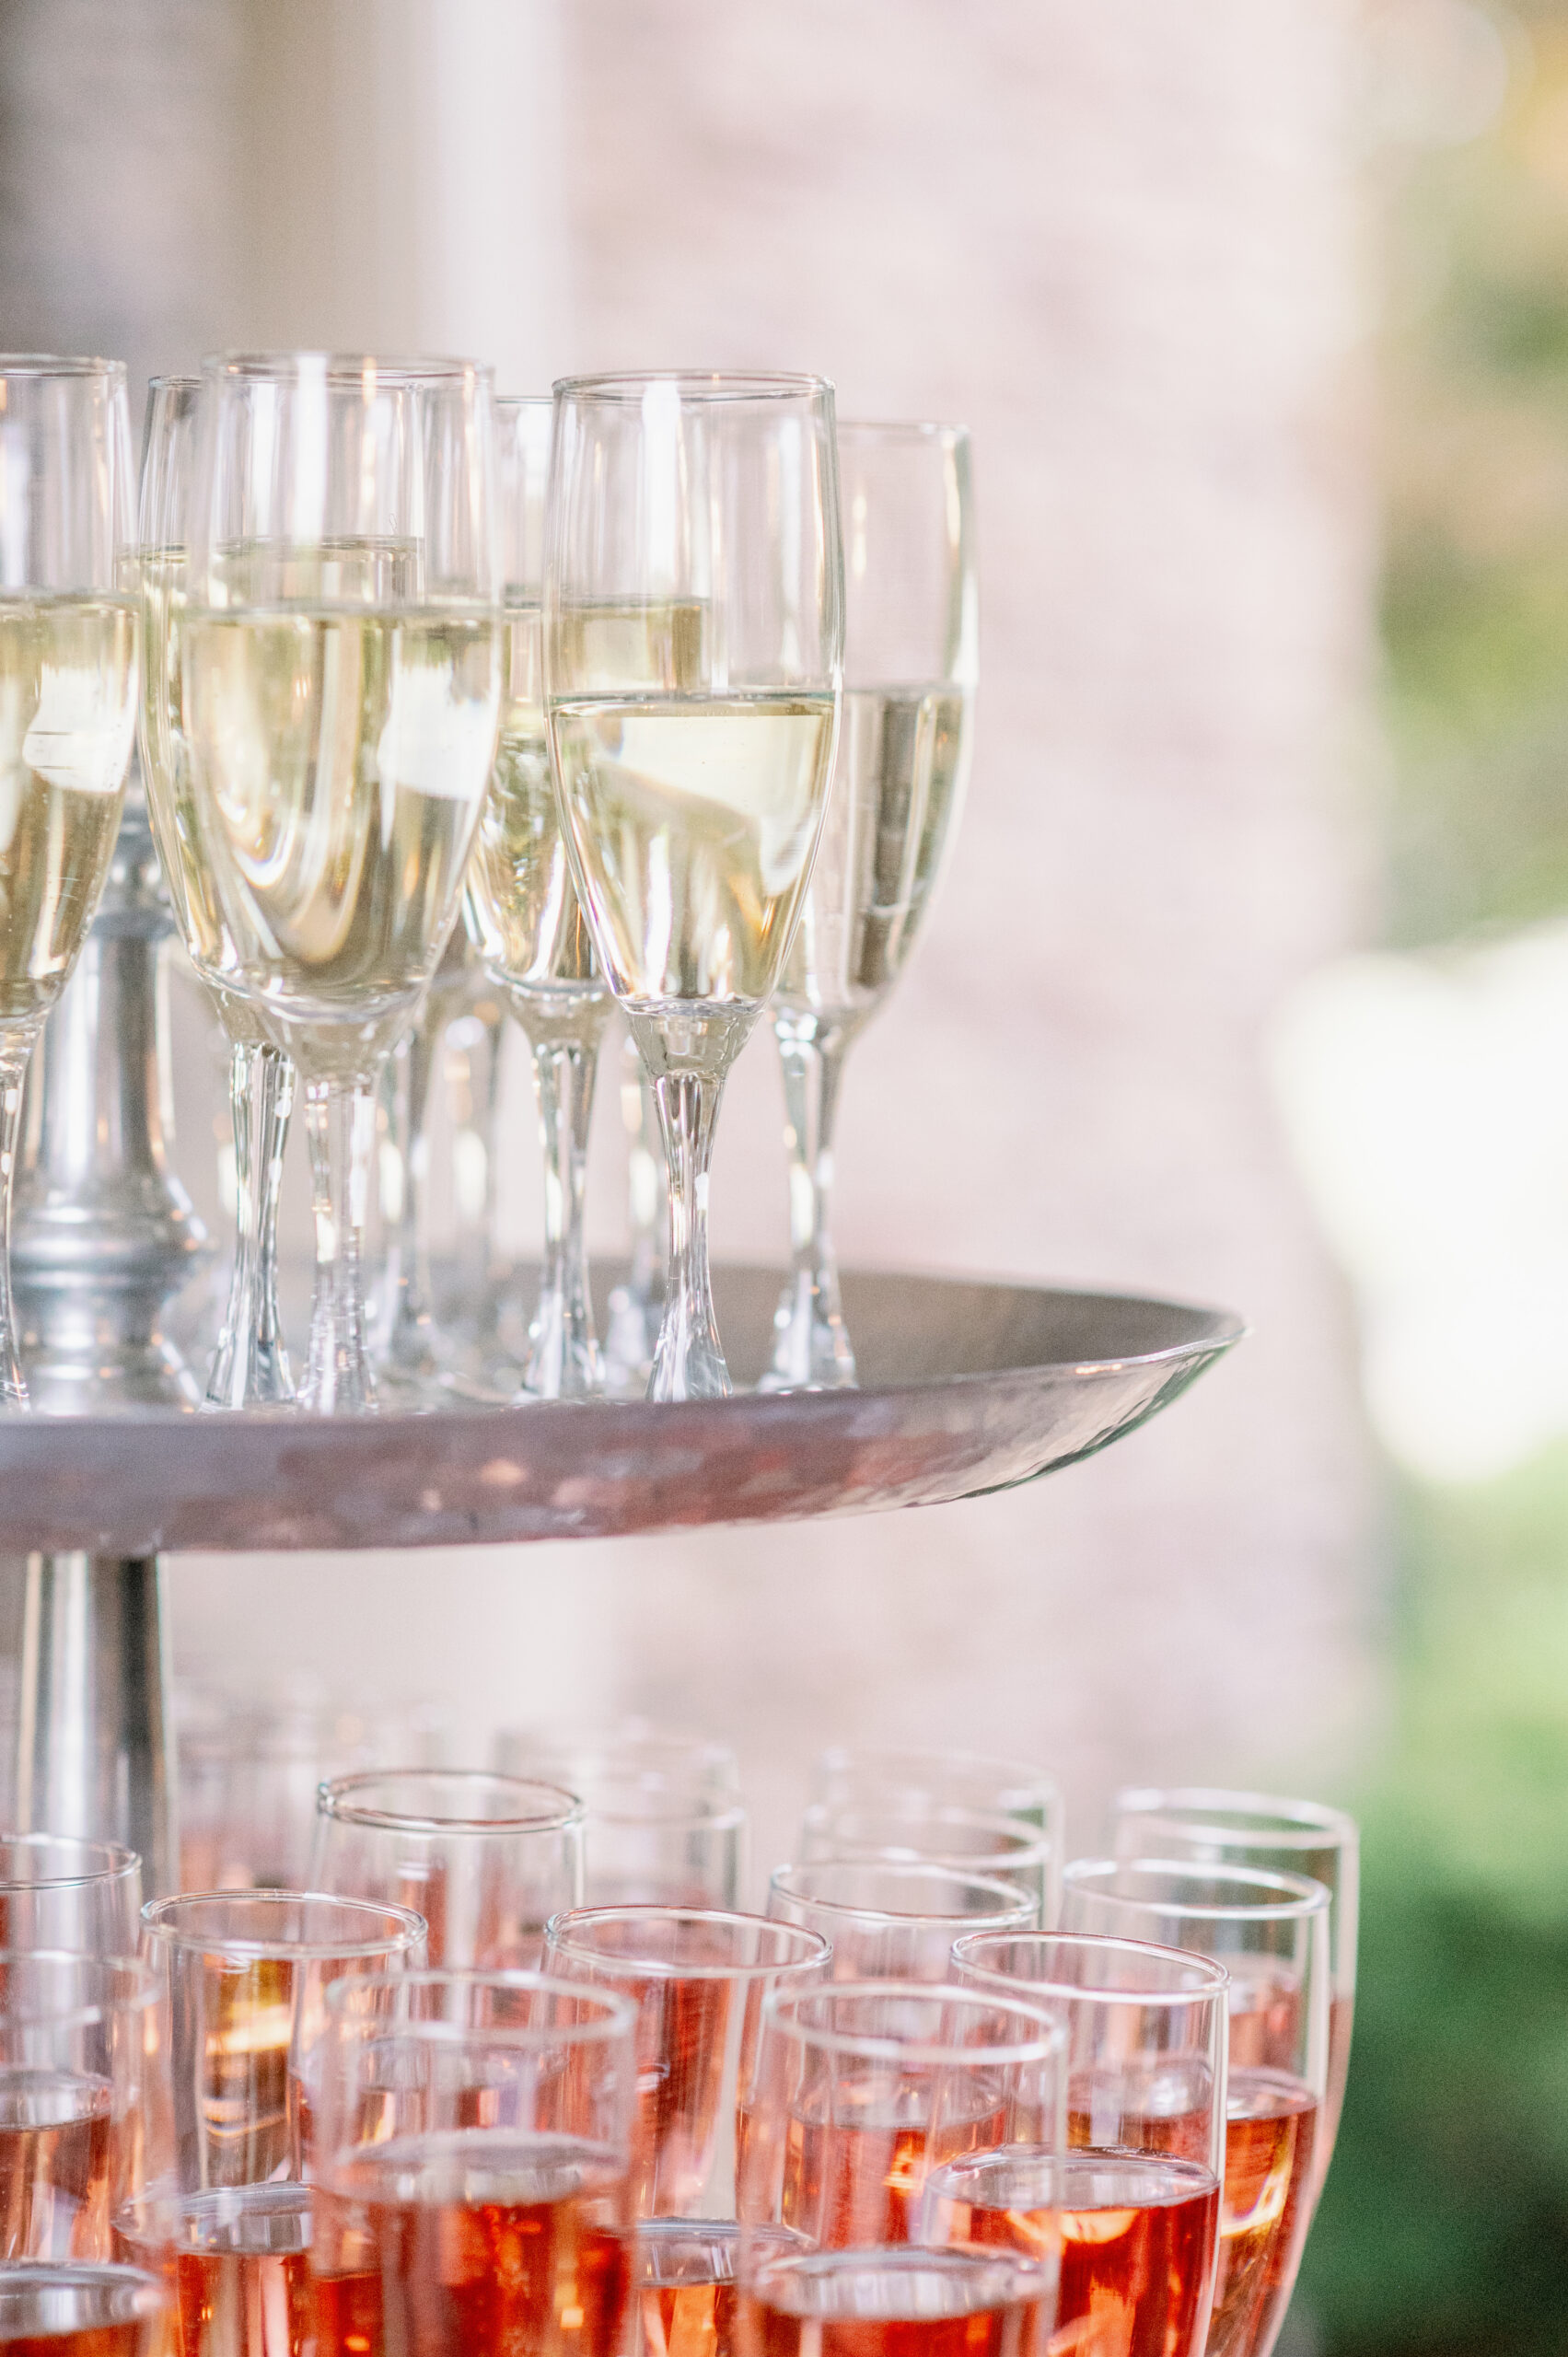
[0,595,136,1027]
[180,607,499,1046]
[464,604,599,996]
[548,693,837,1006]
[776,683,972,1026]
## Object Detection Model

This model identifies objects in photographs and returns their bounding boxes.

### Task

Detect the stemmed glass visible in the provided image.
[180,353,501,1411]
[545,372,843,1400]
[767,1861,1038,1980]
[603,1033,667,1397]
[1109,1786,1358,2189]
[762,422,976,1390]
[465,395,612,1399]
[0,355,139,1408]
[139,375,296,1409]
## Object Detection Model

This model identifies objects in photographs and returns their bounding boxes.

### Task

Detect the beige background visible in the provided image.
[0,0,1378,1882]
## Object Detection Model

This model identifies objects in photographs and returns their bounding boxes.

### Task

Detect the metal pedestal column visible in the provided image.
[7,774,208,1896]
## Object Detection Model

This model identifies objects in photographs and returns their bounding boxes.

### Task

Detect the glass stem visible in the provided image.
[520,1014,605,1399]
[207,1041,296,1409]
[301,1071,378,1413]
[649,1067,727,1402]
[765,1016,856,1389]
[0,1030,37,1409]
[382,1020,440,1378]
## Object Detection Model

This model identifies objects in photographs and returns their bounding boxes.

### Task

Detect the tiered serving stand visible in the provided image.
[0,790,1244,1899]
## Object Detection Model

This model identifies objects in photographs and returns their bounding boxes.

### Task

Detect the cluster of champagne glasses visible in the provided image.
[0,351,976,1412]
[0,1720,1356,2357]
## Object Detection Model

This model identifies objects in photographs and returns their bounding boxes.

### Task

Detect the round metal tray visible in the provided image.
[0,1269,1242,1555]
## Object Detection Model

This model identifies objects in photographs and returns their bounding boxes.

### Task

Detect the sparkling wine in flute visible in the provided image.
[624,1972,735,2213]
[637,2221,740,2357]
[1208,2073,1317,2357]
[310,2130,632,2357]
[181,607,499,1051]
[0,2069,113,2260]
[549,694,837,1017]
[922,2145,1220,2357]
[465,605,600,996]
[0,597,136,1028]
[116,2184,311,2357]
[736,2247,1051,2357]
[774,685,971,1028]
[196,1956,295,2189]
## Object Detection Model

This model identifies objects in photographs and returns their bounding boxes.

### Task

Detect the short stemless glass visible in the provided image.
[0,1837,142,1956]
[946,1932,1228,2357]
[733,1981,1063,2357]
[0,2263,170,2357]
[763,421,976,1391]
[1062,1861,1330,2357]
[139,374,295,1411]
[1110,1788,1358,2188]
[545,371,843,1400]
[0,1953,158,2262]
[0,355,139,1407]
[181,352,502,1412]
[767,1863,1038,1981]
[465,394,612,1400]
[308,1968,638,2357]
[310,1770,584,1968]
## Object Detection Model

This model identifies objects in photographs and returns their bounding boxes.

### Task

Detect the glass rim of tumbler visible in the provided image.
[200,350,494,388]
[1063,1855,1331,1926]
[951,1927,1232,2004]
[0,2261,169,2334]
[0,1949,155,2029]
[579,1773,748,1831]
[803,1798,1051,1867]
[552,368,834,405]
[1112,1786,1358,1852]
[317,1767,584,1835]
[0,1830,141,1894]
[140,1888,429,1962]
[322,1964,637,2047]
[545,1905,830,1980]
[0,354,128,382]
[761,1976,1066,2069]
[814,1742,1062,1805]
[770,1858,1038,1928]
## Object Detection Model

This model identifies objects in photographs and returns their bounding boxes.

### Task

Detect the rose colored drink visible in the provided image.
[1208,2073,1316,2357]
[737,2247,1050,2357]
[923,2144,1219,2357]
[311,2130,631,2357]
[0,2070,113,2259]
[117,2185,311,2357]
[637,2221,741,2357]
[782,2092,1008,2247]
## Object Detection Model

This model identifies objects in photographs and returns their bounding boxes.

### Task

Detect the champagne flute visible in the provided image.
[0,355,138,1407]
[465,395,612,1399]
[763,422,976,1390]
[139,375,297,1410]
[180,352,501,1412]
[545,372,843,1401]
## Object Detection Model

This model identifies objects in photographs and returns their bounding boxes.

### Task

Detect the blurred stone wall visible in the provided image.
[0,0,1377,1878]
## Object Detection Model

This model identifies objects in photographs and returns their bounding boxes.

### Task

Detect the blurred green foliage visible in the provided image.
[1300,11,1568,2350]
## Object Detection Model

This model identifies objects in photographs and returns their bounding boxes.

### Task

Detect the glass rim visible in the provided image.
[552,368,834,404]
[0,1950,156,2028]
[0,2261,169,2320]
[815,1744,1061,1802]
[1113,1786,1358,1851]
[140,1889,429,1961]
[545,1906,830,1980]
[201,350,494,387]
[769,1859,1039,1926]
[322,1965,637,2045]
[952,1928,1232,2003]
[1064,1856,1331,1923]
[495,392,552,412]
[761,1976,1066,2067]
[0,354,128,382]
[803,1799,1051,1859]
[0,1831,140,1892]
[317,1768,583,1835]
